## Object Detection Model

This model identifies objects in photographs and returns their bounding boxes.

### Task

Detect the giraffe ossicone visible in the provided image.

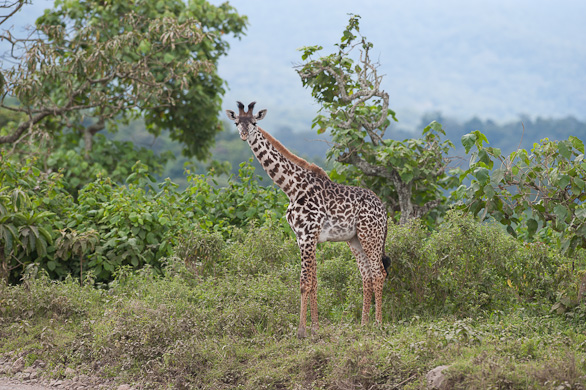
[226,101,391,338]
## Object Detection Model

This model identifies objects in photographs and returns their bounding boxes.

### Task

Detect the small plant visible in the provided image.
[174,228,225,277]
[55,228,99,285]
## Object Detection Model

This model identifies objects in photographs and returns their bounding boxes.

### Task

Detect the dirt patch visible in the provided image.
[0,356,133,390]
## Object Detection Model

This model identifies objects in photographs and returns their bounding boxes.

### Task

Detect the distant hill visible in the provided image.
[412,113,586,157]
[111,113,586,188]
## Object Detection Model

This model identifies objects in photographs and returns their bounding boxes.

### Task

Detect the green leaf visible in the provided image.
[558,141,572,159]
[490,147,502,158]
[38,227,53,244]
[474,167,490,185]
[125,173,136,183]
[138,39,151,54]
[472,130,489,146]
[400,172,414,183]
[146,232,157,245]
[560,236,579,255]
[558,174,570,189]
[36,238,47,257]
[163,52,175,64]
[506,225,517,238]
[554,204,569,223]
[490,168,505,185]
[576,207,586,220]
[526,218,538,237]
[483,184,495,199]
[570,136,585,154]
[462,133,477,154]
[478,149,493,169]
[47,260,57,271]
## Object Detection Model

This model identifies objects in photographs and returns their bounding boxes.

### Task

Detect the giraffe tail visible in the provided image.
[382,223,390,277]
[382,253,391,277]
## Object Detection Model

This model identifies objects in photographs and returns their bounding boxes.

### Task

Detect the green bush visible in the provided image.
[2,247,586,389]
[225,219,299,277]
[317,242,363,321]
[0,155,291,283]
[298,212,572,322]
[46,132,171,198]
[181,159,289,234]
[383,212,565,319]
[0,157,71,282]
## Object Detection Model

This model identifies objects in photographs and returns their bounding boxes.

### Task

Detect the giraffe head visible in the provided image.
[225,101,267,141]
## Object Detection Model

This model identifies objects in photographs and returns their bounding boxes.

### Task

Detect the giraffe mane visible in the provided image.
[258,127,330,180]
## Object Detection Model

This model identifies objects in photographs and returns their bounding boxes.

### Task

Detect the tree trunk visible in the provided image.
[0,249,8,283]
[82,118,105,159]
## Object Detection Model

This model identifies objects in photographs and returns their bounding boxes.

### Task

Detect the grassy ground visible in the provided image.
[2,215,586,389]
[1,273,585,389]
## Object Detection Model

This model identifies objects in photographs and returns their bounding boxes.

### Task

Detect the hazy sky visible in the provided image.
[3,0,586,133]
[214,0,586,131]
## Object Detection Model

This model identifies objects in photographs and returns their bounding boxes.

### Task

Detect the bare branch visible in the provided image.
[297,43,390,146]
[0,0,27,27]
[338,151,399,182]
[0,111,50,144]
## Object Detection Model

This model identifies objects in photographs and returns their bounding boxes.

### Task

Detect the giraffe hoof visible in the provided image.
[297,327,308,339]
[311,325,319,336]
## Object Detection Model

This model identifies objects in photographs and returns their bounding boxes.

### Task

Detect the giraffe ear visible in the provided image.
[225,110,237,121]
[255,109,267,121]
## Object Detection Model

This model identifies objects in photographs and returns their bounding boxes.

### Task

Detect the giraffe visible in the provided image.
[225,101,391,338]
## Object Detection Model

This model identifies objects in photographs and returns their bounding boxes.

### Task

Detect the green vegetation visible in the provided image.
[458,131,586,254]
[2,213,586,388]
[0,156,287,283]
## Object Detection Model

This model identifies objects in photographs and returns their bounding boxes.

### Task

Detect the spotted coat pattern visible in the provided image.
[226,102,389,338]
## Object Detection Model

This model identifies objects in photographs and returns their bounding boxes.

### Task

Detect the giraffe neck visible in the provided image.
[248,128,313,199]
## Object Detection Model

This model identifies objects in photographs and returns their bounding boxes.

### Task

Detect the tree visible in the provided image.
[458,131,586,255]
[0,0,247,160]
[297,15,456,224]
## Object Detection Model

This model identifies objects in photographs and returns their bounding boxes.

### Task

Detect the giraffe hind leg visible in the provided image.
[356,228,387,325]
[348,236,373,326]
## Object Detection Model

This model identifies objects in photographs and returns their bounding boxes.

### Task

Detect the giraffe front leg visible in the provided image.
[298,280,310,339]
[309,271,319,335]
[297,236,318,339]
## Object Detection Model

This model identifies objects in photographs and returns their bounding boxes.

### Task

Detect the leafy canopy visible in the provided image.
[0,0,247,159]
[457,130,586,255]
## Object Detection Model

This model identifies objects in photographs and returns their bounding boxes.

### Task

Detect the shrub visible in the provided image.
[382,211,566,319]
[181,160,289,235]
[317,242,363,322]
[0,156,291,283]
[0,157,71,283]
[225,219,299,277]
